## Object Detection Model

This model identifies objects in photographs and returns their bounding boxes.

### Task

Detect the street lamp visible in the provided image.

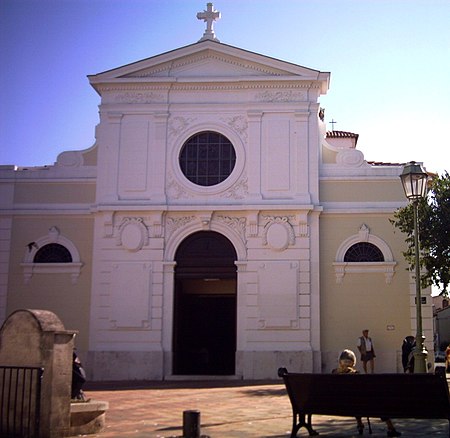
[400,161,429,373]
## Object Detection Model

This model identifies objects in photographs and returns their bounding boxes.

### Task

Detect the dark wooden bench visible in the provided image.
[278,367,450,437]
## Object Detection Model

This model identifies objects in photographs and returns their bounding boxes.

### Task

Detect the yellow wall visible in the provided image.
[13,182,96,204]
[82,145,98,166]
[320,180,405,202]
[6,216,94,351]
[321,147,338,164]
[319,213,411,371]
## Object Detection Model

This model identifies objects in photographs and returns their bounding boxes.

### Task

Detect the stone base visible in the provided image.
[86,351,163,380]
[237,350,314,379]
[69,400,109,436]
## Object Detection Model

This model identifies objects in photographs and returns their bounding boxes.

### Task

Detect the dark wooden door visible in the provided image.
[173,232,237,375]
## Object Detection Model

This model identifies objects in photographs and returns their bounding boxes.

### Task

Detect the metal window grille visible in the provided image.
[179,131,236,186]
[0,366,43,438]
[344,242,384,262]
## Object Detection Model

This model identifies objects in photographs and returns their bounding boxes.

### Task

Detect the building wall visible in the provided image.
[0,41,433,380]
[0,154,96,352]
[435,307,450,350]
[318,170,434,373]
[87,103,323,378]
[6,216,94,351]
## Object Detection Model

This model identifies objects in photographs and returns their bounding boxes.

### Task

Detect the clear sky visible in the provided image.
[1,0,449,175]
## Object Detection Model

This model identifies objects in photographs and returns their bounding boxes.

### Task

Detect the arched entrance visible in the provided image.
[173,231,237,375]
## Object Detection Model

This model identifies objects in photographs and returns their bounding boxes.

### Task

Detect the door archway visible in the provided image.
[173,231,237,375]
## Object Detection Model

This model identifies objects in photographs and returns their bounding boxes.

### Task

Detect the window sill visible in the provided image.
[21,262,83,285]
[332,261,397,284]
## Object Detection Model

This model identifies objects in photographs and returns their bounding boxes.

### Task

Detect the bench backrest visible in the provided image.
[279,370,450,420]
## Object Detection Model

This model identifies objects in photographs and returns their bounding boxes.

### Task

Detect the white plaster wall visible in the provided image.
[86,45,328,379]
[87,207,320,379]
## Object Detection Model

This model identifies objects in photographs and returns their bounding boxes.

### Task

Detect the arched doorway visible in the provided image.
[173,231,237,375]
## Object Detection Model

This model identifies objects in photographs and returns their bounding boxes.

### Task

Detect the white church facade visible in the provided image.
[0,5,433,380]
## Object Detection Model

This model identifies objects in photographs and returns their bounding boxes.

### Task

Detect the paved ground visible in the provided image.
[81,378,449,438]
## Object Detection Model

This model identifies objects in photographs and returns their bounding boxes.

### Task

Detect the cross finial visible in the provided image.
[197,3,221,42]
[330,119,338,132]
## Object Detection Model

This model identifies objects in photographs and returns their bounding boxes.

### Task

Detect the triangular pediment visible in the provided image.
[120,50,291,78]
[89,40,329,92]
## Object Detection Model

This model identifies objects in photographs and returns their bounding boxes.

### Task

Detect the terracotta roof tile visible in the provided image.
[326,130,359,145]
[367,161,405,166]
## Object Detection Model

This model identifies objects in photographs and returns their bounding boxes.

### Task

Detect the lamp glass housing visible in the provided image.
[400,161,429,200]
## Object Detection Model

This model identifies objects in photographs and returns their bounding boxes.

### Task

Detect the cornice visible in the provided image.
[90,203,318,213]
[1,204,93,215]
[97,81,321,94]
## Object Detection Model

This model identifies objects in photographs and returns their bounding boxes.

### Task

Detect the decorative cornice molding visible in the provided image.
[97,81,319,94]
[114,92,165,103]
[255,90,307,102]
[98,85,170,93]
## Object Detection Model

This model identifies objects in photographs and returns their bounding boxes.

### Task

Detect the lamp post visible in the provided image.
[400,161,429,373]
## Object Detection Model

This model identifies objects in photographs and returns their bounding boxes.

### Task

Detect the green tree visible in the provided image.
[391,171,450,297]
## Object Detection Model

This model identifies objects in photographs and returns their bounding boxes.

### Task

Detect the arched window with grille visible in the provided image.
[344,242,384,263]
[34,243,73,263]
[21,227,83,284]
[333,225,396,284]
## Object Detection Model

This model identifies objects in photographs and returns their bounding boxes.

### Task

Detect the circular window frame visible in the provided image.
[172,124,245,195]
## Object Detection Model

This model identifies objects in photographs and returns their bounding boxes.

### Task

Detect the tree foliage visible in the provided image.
[390,171,450,296]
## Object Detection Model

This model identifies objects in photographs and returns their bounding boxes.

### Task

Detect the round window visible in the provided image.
[179,131,236,186]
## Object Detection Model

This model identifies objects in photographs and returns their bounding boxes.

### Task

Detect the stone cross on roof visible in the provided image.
[197,3,221,42]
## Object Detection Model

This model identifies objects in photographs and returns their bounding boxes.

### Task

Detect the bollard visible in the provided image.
[183,410,201,438]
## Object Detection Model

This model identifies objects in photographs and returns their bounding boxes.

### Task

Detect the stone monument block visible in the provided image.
[0,309,76,437]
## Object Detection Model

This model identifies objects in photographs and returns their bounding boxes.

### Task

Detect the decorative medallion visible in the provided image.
[336,149,364,167]
[116,218,148,252]
[262,216,295,251]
